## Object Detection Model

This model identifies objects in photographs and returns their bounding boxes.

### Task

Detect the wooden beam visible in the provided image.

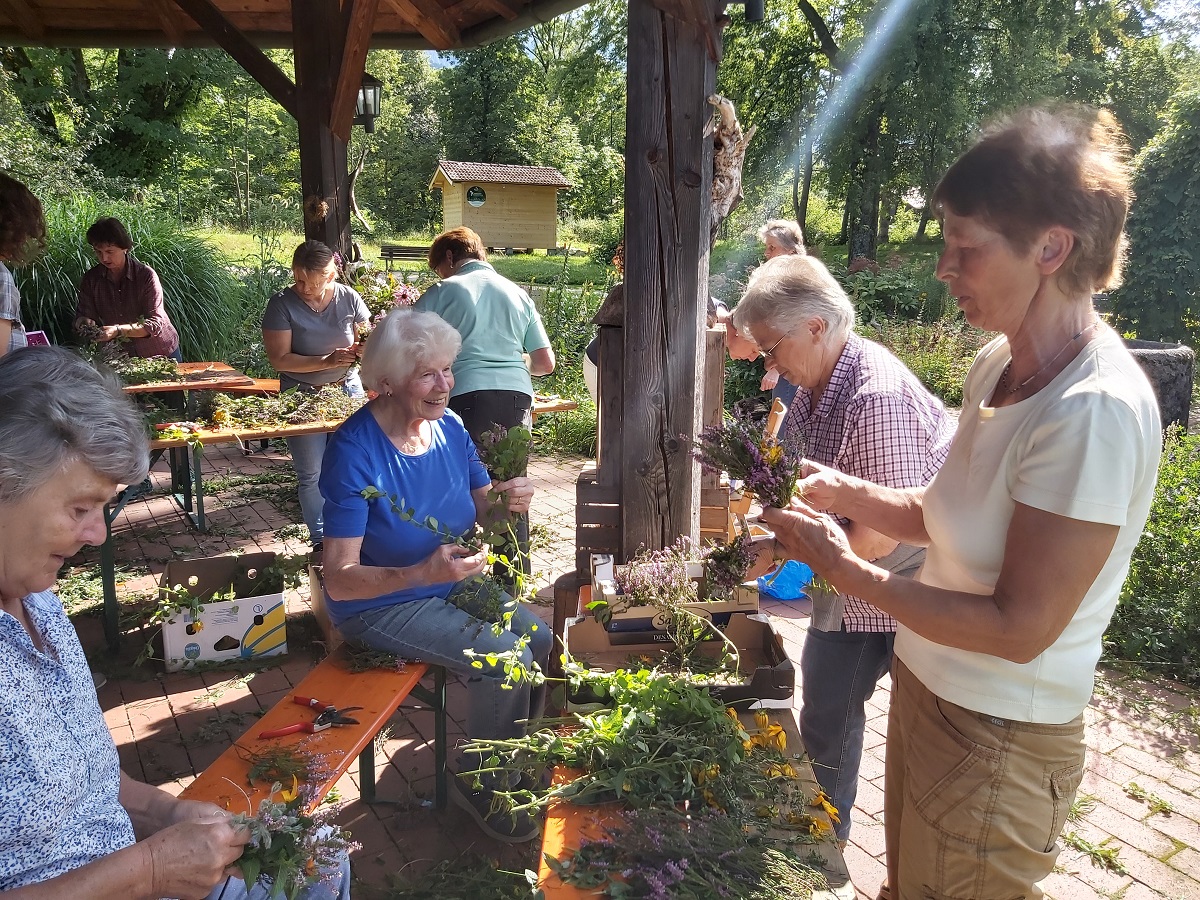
[475,0,522,21]
[330,0,380,142]
[0,0,45,39]
[382,0,459,50]
[148,0,187,45]
[618,0,717,556]
[171,0,297,117]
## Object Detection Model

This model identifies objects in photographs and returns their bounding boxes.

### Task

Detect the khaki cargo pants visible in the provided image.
[884,658,1086,900]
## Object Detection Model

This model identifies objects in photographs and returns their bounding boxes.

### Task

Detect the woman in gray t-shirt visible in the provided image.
[262,241,369,549]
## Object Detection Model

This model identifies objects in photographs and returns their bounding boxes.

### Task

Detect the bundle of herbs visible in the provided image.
[196,387,366,430]
[689,405,804,509]
[231,784,360,900]
[83,341,181,385]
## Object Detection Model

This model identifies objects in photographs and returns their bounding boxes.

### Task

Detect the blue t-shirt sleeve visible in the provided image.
[319,429,372,538]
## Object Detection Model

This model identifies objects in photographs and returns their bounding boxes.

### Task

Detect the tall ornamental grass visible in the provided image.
[15,196,245,360]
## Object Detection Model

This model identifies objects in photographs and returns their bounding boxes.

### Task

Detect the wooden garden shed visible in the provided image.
[430,160,571,250]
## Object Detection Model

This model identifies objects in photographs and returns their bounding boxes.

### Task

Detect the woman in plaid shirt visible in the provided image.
[731,253,955,846]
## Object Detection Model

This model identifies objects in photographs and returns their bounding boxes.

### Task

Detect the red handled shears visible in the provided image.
[258,696,362,738]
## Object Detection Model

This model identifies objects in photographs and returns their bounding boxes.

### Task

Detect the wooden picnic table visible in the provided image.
[121,361,257,393]
[536,707,855,898]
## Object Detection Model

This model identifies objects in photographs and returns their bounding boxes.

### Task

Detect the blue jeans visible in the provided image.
[287,430,328,543]
[286,373,363,543]
[336,585,552,742]
[799,625,895,842]
[206,854,350,899]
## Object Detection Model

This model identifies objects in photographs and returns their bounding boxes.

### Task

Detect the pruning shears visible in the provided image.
[258,696,362,738]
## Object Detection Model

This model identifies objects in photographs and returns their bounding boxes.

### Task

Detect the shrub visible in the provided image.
[1111,89,1200,344]
[1106,427,1200,687]
[860,319,991,407]
[16,195,244,360]
[835,263,951,324]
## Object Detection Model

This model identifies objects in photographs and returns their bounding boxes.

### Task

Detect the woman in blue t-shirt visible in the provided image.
[318,308,551,845]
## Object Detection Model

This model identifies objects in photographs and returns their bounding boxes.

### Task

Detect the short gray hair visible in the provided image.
[0,346,148,502]
[360,308,462,391]
[731,255,855,345]
[756,219,806,255]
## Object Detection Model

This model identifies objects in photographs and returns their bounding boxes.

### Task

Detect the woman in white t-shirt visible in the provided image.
[764,105,1162,900]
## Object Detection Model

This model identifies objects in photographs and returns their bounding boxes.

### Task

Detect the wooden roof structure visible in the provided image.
[0,0,590,51]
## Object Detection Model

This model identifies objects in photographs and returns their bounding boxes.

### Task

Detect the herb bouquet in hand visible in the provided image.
[232,783,359,900]
[689,407,803,509]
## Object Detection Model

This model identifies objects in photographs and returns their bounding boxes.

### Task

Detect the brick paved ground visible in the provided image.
[74,446,1200,899]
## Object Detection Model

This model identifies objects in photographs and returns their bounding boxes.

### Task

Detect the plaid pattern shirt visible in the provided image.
[0,262,26,354]
[784,333,954,631]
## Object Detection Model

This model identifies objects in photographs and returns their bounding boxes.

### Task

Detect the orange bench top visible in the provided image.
[180,651,428,815]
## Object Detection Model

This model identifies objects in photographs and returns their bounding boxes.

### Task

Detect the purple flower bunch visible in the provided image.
[703,531,757,599]
[689,411,803,509]
[616,537,699,609]
[232,787,361,900]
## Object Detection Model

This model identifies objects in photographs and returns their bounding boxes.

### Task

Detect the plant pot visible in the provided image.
[1123,339,1195,432]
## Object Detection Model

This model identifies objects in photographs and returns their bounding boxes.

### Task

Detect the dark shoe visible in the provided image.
[311,541,324,553]
[125,476,154,499]
[450,774,540,843]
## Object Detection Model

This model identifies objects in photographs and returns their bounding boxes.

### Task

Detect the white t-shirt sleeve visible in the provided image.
[1011,391,1144,527]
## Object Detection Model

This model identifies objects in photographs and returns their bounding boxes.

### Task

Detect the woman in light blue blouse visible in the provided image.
[0,346,350,899]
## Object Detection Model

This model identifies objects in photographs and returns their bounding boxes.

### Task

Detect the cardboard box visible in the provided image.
[563,612,794,707]
[159,552,288,671]
[306,562,343,651]
[587,554,760,638]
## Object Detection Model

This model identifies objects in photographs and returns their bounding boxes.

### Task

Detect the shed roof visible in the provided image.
[433,160,572,188]
[0,0,589,51]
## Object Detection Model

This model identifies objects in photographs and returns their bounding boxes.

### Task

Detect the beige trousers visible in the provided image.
[884,658,1086,900]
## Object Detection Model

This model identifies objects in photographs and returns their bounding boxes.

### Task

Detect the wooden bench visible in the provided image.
[180,646,447,815]
[379,244,430,269]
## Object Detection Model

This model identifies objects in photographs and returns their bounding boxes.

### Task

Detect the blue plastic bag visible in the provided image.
[757,560,814,600]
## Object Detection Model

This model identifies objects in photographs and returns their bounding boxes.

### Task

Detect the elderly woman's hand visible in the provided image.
[492,476,534,514]
[761,501,856,585]
[794,458,847,513]
[422,542,487,584]
[143,814,249,899]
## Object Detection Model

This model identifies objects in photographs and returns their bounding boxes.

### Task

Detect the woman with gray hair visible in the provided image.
[757,218,806,260]
[318,308,551,845]
[0,346,351,899]
[732,254,954,848]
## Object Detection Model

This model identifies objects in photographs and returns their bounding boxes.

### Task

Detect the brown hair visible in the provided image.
[86,217,134,251]
[291,240,336,272]
[932,104,1132,295]
[428,227,486,269]
[0,173,47,264]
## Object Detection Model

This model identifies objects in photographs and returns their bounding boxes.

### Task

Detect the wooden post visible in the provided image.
[293,0,351,258]
[620,0,718,558]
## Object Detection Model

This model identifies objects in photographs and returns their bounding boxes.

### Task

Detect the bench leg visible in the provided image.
[409,664,448,810]
[359,742,377,804]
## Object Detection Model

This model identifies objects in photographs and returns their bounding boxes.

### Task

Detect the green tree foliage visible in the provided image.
[1112,88,1200,343]
[350,50,442,236]
[440,38,541,165]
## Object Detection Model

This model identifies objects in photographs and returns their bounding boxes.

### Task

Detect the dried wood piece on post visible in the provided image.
[705,93,756,248]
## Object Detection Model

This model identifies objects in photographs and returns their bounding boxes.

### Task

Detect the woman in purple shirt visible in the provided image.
[74,217,181,360]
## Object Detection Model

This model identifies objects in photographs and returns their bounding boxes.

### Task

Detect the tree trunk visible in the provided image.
[796,138,814,246]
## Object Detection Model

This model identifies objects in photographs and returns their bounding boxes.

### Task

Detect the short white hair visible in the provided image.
[360,308,462,391]
[731,255,854,346]
[756,219,806,255]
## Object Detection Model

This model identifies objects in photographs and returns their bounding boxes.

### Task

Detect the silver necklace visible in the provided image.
[999,321,1099,397]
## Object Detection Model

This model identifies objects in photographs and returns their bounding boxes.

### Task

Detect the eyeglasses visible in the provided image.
[760,333,787,360]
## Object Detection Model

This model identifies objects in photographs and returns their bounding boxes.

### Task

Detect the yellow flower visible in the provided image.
[280,775,300,802]
[760,443,783,465]
[765,723,787,752]
[754,709,770,731]
[811,788,841,825]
